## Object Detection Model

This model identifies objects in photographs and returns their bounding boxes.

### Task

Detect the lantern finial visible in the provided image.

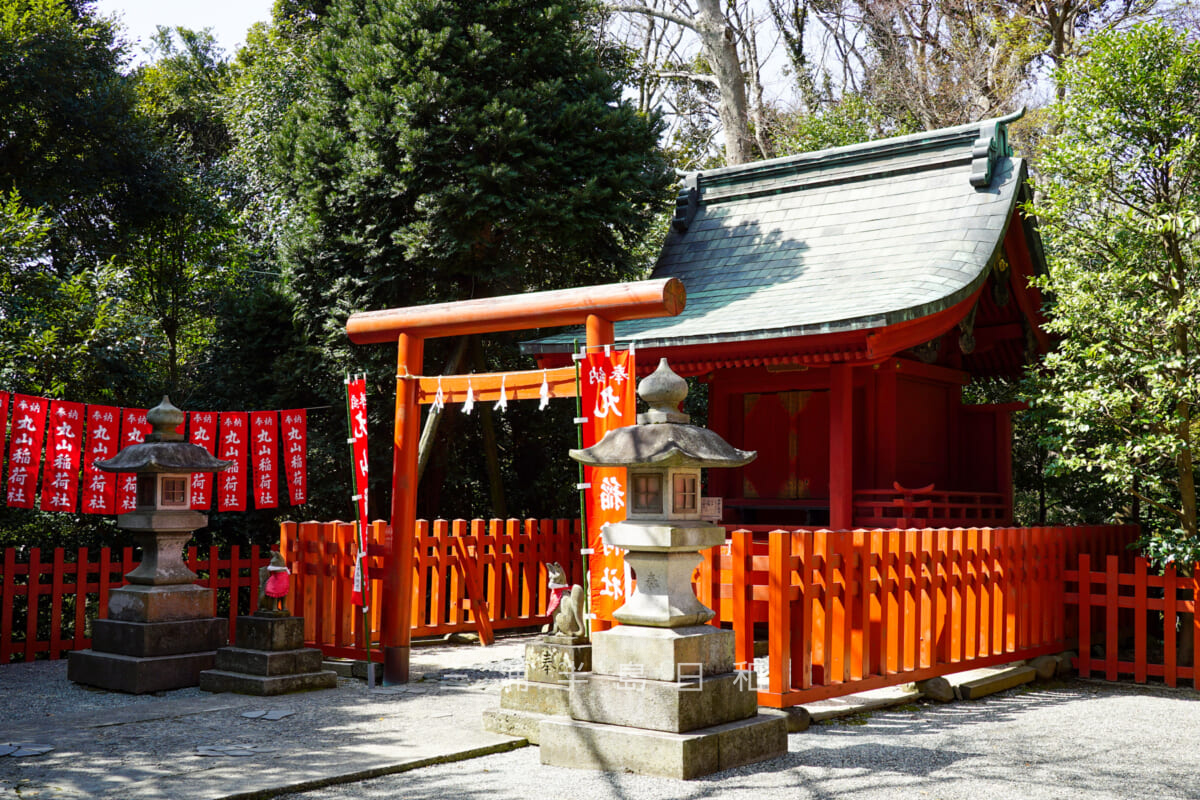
[146,396,185,443]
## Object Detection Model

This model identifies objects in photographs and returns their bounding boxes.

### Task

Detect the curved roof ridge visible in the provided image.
[681,109,1023,184]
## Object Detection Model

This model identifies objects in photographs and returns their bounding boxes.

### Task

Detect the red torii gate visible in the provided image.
[346,278,685,683]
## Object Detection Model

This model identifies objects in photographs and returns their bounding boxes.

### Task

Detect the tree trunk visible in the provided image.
[695,0,755,165]
[416,336,471,483]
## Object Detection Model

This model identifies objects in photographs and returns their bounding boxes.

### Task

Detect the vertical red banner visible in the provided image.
[188,412,218,509]
[81,405,119,514]
[580,349,636,624]
[250,411,279,509]
[6,395,48,509]
[281,410,308,505]
[347,378,370,607]
[116,409,150,513]
[40,400,84,512]
[217,412,248,512]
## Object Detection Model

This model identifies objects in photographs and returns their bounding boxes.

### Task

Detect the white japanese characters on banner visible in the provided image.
[250,411,279,509]
[39,400,84,512]
[347,377,370,607]
[6,395,47,509]
[217,412,248,512]
[81,405,118,514]
[579,349,636,627]
[188,412,218,509]
[0,392,312,515]
[281,410,307,505]
[116,409,150,513]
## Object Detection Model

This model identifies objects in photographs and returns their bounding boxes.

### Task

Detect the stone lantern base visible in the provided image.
[538,624,787,779]
[67,584,228,694]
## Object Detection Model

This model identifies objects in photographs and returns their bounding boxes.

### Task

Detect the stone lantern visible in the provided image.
[538,358,787,779]
[68,396,232,694]
[578,358,753,628]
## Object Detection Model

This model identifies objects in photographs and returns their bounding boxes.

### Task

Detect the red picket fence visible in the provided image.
[279,519,583,659]
[1,545,273,663]
[697,524,1138,708]
[1066,553,1200,688]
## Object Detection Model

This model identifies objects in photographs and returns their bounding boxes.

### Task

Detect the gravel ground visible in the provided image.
[277,679,1200,800]
[5,640,1200,800]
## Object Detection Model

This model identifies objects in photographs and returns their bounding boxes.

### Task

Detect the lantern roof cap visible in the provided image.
[95,396,231,474]
[570,359,755,469]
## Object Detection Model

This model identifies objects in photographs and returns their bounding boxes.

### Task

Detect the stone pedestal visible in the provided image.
[68,396,235,694]
[483,636,591,744]
[199,615,336,696]
[538,625,787,779]
[68,565,228,694]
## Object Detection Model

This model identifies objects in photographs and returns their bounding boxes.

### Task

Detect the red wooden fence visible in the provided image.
[1,545,272,663]
[1066,553,1200,689]
[698,524,1138,708]
[279,519,583,659]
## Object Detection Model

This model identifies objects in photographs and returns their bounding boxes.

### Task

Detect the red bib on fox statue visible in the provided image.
[257,551,291,615]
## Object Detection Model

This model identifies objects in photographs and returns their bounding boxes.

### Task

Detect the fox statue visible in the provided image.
[543,562,586,639]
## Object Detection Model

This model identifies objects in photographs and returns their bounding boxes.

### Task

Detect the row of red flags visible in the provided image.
[0,392,309,514]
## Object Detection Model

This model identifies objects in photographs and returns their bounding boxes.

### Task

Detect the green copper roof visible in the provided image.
[523,112,1037,354]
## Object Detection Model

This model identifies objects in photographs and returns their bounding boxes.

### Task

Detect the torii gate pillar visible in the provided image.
[347,279,685,683]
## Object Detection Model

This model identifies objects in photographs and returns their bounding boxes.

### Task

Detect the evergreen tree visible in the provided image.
[278,0,672,519]
[282,0,672,346]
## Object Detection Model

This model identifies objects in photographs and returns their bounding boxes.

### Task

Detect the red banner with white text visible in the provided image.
[347,378,370,607]
[217,412,248,512]
[115,409,150,513]
[580,349,636,627]
[81,405,119,514]
[188,412,218,509]
[281,410,307,506]
[40,400,84,512]
[6,395,48,509]
[250,411,279,509]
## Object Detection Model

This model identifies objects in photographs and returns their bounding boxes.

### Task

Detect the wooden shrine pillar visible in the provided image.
[874,362,897,487]
[829,363,854,529]
[345,278,684,684]
[383,332,423,683]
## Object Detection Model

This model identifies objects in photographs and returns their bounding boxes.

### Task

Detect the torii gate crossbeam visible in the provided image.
[346,278,685,683]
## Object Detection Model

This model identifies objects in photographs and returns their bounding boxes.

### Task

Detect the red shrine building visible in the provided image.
[527,112,1049,531]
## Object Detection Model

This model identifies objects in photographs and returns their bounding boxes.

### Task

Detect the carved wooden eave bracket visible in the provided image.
[912,337,941,364]
[671,171,701,233]
[992,254,1011,307]
[970,107,1023,188]
[958,300,980,355]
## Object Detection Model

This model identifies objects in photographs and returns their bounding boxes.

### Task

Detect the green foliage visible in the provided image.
[1030,22,1200,565]
[0,0,168,269]
[772,93,918,155]
[274,0,673,518]
[134,27,233,167]
[282,0,673,343]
